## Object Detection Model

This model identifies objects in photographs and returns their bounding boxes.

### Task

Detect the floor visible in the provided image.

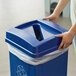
[0,15,76,76]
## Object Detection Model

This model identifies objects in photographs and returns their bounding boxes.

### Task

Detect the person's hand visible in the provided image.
[55,31,74,50]
[43,13,59,23]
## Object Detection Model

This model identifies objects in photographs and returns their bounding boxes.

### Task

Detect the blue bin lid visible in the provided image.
[5,19,67,58]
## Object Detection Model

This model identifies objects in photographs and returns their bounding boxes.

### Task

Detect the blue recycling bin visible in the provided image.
[5,20,69,76]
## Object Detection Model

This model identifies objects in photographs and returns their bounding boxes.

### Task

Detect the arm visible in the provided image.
[69,22,76,36]
[43,0,69,23]
[56,22,76,50]
[53,0,69,16]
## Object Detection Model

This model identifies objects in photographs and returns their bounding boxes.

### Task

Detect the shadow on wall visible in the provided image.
[50,2,63,16]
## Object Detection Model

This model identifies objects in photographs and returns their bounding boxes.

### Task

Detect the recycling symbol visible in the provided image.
[16,65,26,76]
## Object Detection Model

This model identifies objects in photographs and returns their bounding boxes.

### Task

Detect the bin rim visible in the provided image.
[8,44,69,65]
[6,19,68,58]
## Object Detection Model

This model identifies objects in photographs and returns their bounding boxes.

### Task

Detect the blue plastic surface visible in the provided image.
[6,19,67,58]
[9,51,68,76]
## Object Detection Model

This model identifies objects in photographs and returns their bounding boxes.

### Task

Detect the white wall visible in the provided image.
[45,0,58,15]
[63,1,70,18]
[45,0,50,14]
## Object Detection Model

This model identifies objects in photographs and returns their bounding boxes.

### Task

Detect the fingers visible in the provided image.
[55,34,63,37]
[43,16,53,20]
[63,43,70,49]
[56,32,72,50]
[58,40,64,50]
[43,17,49,20]
[56,34,64,50]
[58,41,70,50]
[43,16,58,23]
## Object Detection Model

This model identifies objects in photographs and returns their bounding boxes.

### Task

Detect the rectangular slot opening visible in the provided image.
[32,23,44,41]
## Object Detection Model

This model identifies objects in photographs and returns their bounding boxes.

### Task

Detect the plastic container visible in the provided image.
[5,19,68,76]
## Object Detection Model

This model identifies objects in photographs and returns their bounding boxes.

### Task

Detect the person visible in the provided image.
[43,0,76,51]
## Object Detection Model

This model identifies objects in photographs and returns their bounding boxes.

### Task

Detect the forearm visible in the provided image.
[53,0,69,16]
[69,22,76,36]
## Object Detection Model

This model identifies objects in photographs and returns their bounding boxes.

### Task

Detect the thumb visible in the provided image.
[43,17,50,20]
[55,34,63,37]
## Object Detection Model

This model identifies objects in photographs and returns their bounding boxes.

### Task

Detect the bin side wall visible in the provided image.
[31,51,68,76]
[9,52,31,76]
[9,51,68,76]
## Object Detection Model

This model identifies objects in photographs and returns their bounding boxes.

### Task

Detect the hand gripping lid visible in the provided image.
[5,19,67,58]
